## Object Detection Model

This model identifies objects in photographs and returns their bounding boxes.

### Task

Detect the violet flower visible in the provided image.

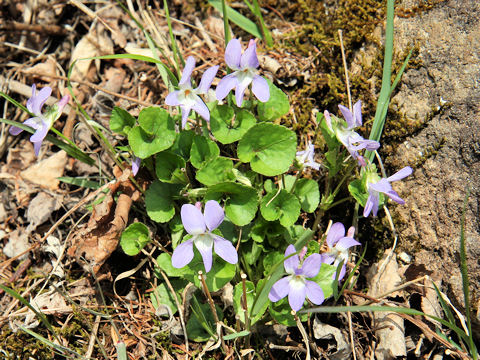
[171,200,238,272]
[131,157,141,176]
[9,84,70,156]
[216,39,270,107]
[363,166,413,217]
[325,100,380,166]
[322,222,360,280]
[268,244,325,312]
[165,56,219,129]
[296,141,321,170]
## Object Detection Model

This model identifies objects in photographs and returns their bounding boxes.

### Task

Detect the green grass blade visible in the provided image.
[223,330,250,340]
[0,285,57,340]
[19,326,81,358]
[221,0,231,45]
[0,118,96,165]
[58,176,102,189]
[367,0,394,161]
[209,0,263,40]
[459,188,477,359]
[163,0,183,77]
[115,341,127,360]
[0,91,28,112]
[431,281,457,330]
[336,243,367,301]
[251,0,273,46]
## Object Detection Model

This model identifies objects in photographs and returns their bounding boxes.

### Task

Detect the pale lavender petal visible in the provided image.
[192,99,210,122]
[306,161,321,171]
[216,74,238,101]
[353,100,362,126]
[326,222,345,247]
[321,253,335,265]
[336,237,361,250]
[338,104,354,129]
[179,56,195,86]
[57,95,70,111]
[300,253,322,278]
[171,239,194,268]
[33,141,42,156]
[30,121,49,143]
[336,264,347,281]
[195,239,213,272]
[288,282,306,312]
[386,166,413,182]
[284,244,299,274]
[324,110,332,130]
[181,204,206,235]
[365,192,380,217]
[386,190,405,204]
[268,277,290,302]
[165,91,181,106]
[131,157,141,176]
[252,75,270,103]
[234,80,249,107]
[370,179,392,194]
[305,281,325,305]
[240,39,259,69]
[197,65,219,94]
[225,39,242,69]
[27,86,51,115]
[24,118,40,129]
[213,235,238,264]
[9,126,24,136]
[180,106,191,129]
[204,200,224,231]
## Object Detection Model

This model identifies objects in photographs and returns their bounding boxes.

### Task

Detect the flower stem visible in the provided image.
[241,273,251,346]
[198,271,227,353]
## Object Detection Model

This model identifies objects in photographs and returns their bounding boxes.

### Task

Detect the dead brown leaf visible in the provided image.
[20,150,67,190]
[26,192,62,232]
[67,167,140,273]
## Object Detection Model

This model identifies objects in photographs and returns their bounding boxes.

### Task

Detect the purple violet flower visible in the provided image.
[268,244,325,312]
[296,141,321,170]
[165,56,219,129]
[322,222,360,280]
[131,157,141,176]
[216,39,270,107]
[171,200,238,272]
[363,166,413,217]
[9,84,70,156]
[325,100,380,166]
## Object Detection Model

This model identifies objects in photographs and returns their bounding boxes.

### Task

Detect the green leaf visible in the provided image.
[237,123,296,176]
[171,129,194,160]
[294,178,320,213]
[150,279,186,315]
[182,249,237,292]
[120,222,151,256]
[348,179,371,208]
[190,135,220,169]
[260,189,300,227]
[257,79,290,122]
[250,218,285,247]
[233,280,268,325]
[262,251,284,276]
[187,299,223,342]
[128,107,176,158]
[58,176,102,189]
[208,0,263,39]
[155,253,190,278]
[310,263,337,300]
[145,181,182,223]
[155,151,188,184]
[269,297,309,326]
[206,182,259,226]
[196,157,234,186]
[210,105,256,144]
[243,241,265,265]
[110,106,135,135]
